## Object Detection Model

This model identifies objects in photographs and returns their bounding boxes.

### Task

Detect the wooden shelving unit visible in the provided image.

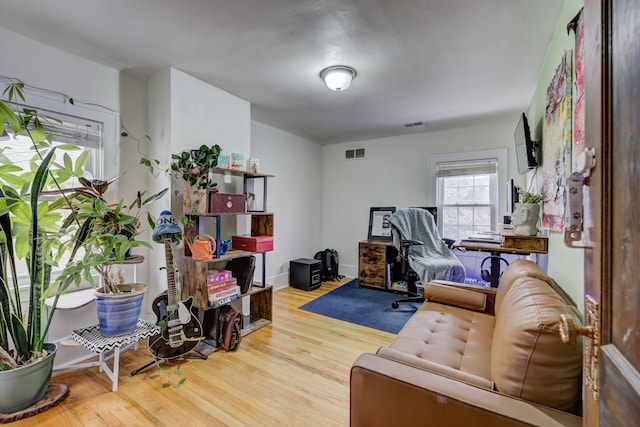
[180,168,275,337]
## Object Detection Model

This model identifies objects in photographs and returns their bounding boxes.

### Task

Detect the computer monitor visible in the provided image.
[505,179,518,216]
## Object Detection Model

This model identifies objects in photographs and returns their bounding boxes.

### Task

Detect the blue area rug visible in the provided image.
[298,279,418,334]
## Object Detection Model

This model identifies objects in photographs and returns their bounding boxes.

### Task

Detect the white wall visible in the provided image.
[251,121,323,289]
[146,68,253,306]
[0,27,119,111]
[322,115,521,278]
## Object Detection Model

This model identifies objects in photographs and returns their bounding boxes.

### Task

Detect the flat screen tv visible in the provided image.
[514,112,539,174]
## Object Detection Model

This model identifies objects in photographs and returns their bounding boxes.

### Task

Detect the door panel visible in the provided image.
[584,0,640,425]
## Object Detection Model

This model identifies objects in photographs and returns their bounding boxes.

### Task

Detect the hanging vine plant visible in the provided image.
[170,144,222,190]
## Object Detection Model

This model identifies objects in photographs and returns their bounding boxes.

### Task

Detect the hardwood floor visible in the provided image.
[12,278,394,426]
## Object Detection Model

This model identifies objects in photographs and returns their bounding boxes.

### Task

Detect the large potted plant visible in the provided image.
[0,82,108,412]
[171,144,221,214]
[66,177,167,336]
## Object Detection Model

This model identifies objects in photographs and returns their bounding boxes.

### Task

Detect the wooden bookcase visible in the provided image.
[180,168,274,337]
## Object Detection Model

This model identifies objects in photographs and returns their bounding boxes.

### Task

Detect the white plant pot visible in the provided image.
[513,203,541,236]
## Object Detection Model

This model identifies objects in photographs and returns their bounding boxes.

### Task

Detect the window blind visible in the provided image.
[4,105,102,149]
[436,159,497,177]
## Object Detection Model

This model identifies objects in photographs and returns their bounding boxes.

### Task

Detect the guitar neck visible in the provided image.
[164,239,178,304]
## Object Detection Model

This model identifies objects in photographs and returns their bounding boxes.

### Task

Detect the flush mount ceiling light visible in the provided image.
[320,65,357,91]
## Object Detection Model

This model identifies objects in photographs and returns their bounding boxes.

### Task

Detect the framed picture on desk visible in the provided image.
[368,207,395,241]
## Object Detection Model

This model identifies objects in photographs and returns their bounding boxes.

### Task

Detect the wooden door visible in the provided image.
[583,0,640,424]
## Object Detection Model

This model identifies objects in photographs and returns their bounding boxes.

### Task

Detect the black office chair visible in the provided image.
[388,208,464,310]
[391,239,425,309]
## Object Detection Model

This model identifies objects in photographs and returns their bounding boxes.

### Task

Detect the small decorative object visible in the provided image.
[368,207,396,241]
[230,152,245,170]
[513,192,542,236]
[219,239,231,256]
[218,152,229,169]
[248,157,260,173]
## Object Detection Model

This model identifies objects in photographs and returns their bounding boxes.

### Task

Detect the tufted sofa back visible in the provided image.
[491,259,583,413]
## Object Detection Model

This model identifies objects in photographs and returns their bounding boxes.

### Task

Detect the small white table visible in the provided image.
[70,319,160,391]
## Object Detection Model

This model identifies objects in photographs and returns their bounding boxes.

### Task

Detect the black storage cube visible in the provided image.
[290,258,322,291]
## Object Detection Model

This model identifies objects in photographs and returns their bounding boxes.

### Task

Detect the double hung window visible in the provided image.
[1,90,115,285]
[430,149,507,242]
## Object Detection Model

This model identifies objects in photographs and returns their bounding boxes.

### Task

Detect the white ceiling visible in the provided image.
[0,0,563,145]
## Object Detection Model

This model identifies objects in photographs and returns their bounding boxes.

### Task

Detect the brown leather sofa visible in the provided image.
[350,259,583,427]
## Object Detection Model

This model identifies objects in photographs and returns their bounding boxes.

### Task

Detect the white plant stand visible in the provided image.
[67,319,160,391]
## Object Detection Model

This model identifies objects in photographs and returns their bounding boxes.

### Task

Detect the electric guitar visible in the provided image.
[149,236,203,359]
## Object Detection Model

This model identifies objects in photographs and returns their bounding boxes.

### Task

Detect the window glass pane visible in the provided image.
[474,207,492,226]
[436,159,498,241]
[458,207,474,225]
[443,176,458,188]
[474,174,490,186]
[2,124,102,282]
[459,176,474,187]
[458,186,475,204]
[473,186,490,204]
[443,188,458,204]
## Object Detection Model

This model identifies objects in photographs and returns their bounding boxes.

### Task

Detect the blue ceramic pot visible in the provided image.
[95,283,147,336]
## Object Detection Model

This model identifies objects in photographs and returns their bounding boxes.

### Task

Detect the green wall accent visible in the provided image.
[527,0,585,309]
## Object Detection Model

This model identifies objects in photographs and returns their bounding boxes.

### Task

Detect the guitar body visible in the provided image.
[148,237,203,360]
[149,292,202,359]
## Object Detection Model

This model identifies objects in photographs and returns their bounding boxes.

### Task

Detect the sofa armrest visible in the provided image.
[350,353,582,427]
[428,280,497,315]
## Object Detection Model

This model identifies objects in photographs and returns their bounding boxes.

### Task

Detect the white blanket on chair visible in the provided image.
[389,208,466,284]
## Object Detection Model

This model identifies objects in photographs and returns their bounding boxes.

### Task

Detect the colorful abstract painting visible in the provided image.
[572,10,585,171]
[541,51,572,232]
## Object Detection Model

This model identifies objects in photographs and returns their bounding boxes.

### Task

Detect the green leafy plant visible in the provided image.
[0,82,106,369]
[520,191,542,204]
[62,177,168,293]
[0,81,166,370]
[170,144,222,190]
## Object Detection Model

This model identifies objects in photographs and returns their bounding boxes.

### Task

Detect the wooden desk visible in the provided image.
[454,236,548,288]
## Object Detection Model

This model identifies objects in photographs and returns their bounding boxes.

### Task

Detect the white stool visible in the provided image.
[68,319,160,391]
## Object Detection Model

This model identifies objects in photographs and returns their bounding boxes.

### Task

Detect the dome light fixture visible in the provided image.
[320,65,357,91]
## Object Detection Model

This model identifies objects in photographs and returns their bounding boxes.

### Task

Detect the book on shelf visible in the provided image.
[207,269,233,284]
[207,278,237,294]
[208,286,241,308]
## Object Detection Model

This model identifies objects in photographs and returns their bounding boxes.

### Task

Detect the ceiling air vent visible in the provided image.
[404,121,426,128]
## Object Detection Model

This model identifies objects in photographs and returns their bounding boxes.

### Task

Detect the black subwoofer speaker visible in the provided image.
[289,258,322,291]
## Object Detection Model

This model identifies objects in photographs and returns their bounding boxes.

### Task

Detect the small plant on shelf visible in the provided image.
[519,190,542,204]
[171,144,222,215]
[170,144,222,191]
[65,176,167,293]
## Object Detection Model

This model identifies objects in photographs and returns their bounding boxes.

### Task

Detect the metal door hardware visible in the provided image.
[559,295,600,400]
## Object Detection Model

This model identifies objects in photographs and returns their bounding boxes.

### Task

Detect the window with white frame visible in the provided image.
[429,149,507,242]
[1,90,116,285]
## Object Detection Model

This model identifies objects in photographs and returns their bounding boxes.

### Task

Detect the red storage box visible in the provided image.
[209,193,245,214]
[232,235,274,252]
